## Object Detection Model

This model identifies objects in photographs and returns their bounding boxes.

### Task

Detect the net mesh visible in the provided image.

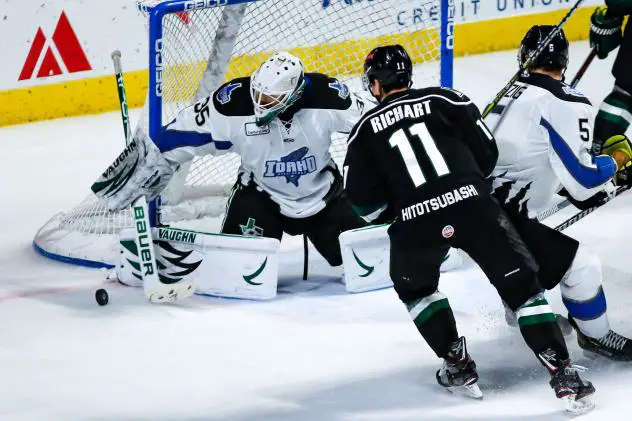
[34,0,445,267]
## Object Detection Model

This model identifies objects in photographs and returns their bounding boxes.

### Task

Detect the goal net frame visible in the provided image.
[33,0,455,269]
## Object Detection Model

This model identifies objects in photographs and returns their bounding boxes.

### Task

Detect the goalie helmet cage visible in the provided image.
[33,0,455,268]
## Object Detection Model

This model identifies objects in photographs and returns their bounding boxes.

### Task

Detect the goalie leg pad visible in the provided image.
[118,226,280,300]
[339,225,462,293]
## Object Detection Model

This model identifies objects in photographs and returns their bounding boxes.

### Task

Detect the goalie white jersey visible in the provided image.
[158,73,365,218]
[484,73,616,217]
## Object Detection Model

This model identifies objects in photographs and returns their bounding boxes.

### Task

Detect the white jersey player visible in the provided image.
[92,52,367,267]
[485,25,632,360]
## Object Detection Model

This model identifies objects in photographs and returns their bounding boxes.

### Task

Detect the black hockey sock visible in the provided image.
[594,86,632,153]
[405,291,458,358]
[516,294,569,366]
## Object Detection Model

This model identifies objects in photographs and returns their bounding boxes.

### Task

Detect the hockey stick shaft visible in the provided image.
[570,48,597,89]
[554,184,631,231]
[110,51,194,303]
[536,198,574,221]
[111,50,132,144]
[482,0,585,118]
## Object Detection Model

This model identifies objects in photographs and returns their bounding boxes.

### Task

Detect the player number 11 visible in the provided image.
[389,122,450,187]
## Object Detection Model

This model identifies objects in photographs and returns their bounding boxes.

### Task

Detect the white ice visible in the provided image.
[1,41,632,420]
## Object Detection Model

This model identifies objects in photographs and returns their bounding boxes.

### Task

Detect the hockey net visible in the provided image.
[34,0,452,268]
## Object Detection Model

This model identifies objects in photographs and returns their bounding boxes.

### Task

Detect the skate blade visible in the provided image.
[446,383,483,400]
[148,283,195,303]
[564,394,595,415]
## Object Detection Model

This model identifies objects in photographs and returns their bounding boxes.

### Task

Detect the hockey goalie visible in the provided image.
[91,51,462,300]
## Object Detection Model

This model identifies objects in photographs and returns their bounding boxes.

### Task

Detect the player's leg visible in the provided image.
[503,210,632,360]
[220,183,284,241]
[387,224,480,397]
[562,245,632,360]
[302,193,367,266]
[456,197,594,406]
[594,20,632,153]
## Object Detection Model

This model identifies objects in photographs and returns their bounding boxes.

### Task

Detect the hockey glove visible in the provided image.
[590,6,624,59]
[91,130,176,211]
[558,182,615,211]
[602,134,632,185]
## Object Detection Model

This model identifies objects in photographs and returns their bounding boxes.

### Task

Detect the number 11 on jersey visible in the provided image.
[389,122,450,187]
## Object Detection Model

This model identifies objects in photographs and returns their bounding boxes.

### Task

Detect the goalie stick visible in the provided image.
[111,50,195,303]
[482,0,586,118]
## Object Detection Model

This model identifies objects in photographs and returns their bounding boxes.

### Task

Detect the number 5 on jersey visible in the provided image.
[389,122,450,187]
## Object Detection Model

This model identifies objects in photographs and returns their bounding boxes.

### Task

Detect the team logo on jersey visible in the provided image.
[216,82,242,104]
[441,225,454,239]
[239,218,264,237]
[562,85,585,98]
[245,122,270,136]
[329,80,350,99]
[264,147,317,186]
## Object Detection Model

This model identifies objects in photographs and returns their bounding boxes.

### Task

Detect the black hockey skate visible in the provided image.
[568,316,632,361]
[539,349,595,414]
[436,336,482,399]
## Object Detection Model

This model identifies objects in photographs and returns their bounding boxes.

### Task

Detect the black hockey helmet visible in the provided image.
[362,44,413,93]
[518,25,569,71]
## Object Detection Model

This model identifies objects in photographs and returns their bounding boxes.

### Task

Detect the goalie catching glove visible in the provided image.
[91,130,176,211]
[590,6,624,59]
[602,134,632,185]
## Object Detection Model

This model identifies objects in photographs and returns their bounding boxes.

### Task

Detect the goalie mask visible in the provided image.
[250,52,306,126]
[518,25,569,74]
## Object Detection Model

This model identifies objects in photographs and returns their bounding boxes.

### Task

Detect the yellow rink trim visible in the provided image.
[0,7,596,128]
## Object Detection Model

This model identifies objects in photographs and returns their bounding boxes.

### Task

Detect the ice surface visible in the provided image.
[1,41,632,420]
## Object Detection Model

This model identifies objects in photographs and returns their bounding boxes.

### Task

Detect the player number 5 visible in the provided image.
[389,122,450,187]
[579,118,590,142]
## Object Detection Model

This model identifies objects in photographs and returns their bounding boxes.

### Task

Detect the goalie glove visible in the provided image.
[602,134,632,185]
[590,6,624,59]
[91,130,176,211]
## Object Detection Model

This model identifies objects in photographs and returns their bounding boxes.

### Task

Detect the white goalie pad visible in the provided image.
[117,227,280,300]
[339,225,463,293]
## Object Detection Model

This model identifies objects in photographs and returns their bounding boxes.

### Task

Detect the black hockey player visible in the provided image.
[92,52,366,268]
[344,44,594,412]
[485,25,632,361]
[590,1,632,155]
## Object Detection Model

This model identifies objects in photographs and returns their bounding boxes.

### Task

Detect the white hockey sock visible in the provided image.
[560,244,610,339]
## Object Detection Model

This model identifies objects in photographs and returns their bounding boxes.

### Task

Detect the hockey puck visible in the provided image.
[95,288,109,306]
